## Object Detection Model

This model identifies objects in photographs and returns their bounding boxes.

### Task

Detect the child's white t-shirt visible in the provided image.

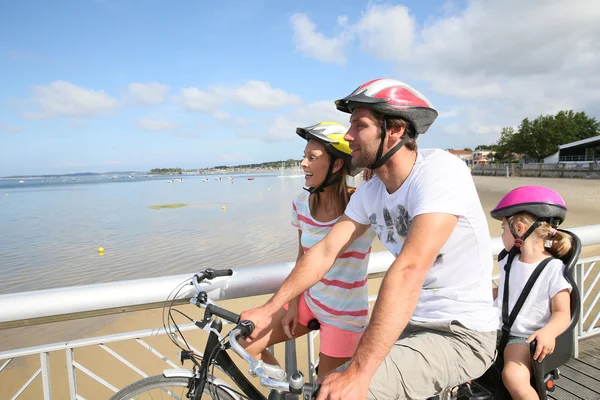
[494,256,572,337]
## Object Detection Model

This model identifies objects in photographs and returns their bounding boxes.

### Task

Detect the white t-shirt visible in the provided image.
[345,148,498,332]
[494,256,572,337]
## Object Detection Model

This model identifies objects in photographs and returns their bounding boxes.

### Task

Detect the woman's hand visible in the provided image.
[527,327,556,362]
[282,302,299,339]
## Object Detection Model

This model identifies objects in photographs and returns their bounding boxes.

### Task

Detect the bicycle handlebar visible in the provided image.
[191,268,233,296]
[189,269,318,396]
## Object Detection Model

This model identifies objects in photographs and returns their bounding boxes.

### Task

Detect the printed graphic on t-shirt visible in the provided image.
[369,204,411,243]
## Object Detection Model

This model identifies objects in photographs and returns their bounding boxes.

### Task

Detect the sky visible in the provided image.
[1,0,599,176]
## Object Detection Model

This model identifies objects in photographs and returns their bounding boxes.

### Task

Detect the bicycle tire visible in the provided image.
[110,374,236,400]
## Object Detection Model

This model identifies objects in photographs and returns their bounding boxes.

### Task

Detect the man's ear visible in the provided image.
[386,123,405,141]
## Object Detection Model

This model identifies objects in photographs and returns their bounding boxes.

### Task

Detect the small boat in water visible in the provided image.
[247,177,254,180]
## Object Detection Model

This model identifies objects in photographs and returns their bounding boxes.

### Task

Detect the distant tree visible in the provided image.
[463,147,473,152]
[475,144,492,151]
[497,111,600,160]
[149,168,183,175]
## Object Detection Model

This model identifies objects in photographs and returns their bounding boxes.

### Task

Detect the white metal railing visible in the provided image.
[1,225,600,399]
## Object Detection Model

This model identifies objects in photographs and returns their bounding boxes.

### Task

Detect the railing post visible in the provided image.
[284,340,298,400]
[40,352,52,400]
[575,262,585,358]
[306,332,316,384]
[66,348,77,400]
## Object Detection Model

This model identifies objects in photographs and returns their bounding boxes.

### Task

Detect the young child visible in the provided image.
[490,186,572,400]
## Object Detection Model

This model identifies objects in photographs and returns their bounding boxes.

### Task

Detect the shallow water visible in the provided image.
[0,172,310,295]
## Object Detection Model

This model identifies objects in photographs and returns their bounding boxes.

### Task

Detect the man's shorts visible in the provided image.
[293,294,363,358]
[337,320,496,399]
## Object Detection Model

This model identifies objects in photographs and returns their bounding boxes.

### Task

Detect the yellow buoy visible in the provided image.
[222,206,226,211]
[268,187,270,191]
[259,193,262,196]
[98,247,104,254]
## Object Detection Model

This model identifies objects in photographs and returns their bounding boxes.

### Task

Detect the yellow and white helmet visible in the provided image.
[296,122,361,176]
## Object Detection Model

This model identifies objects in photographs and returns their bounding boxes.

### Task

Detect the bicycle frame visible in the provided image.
[197,318,267,400]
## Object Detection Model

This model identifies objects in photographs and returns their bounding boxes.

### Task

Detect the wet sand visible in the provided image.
[1,175,599,399]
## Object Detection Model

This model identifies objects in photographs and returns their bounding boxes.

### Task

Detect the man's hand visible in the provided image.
[317,362,371,400]
[527,328,556,362]
[239,305,274,340]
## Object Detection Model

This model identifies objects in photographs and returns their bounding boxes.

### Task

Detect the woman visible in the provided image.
[244,122,376,376]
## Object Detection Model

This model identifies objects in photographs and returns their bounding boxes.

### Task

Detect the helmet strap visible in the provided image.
[509,219,542,252]
[368,118,410,170]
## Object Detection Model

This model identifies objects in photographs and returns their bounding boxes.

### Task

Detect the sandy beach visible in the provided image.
[1,175,599,399]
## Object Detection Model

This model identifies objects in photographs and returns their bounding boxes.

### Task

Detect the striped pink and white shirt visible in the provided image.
[292,191,376,332]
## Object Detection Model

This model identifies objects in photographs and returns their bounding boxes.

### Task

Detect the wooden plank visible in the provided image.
[559,365,600,395]
[564,358,600,383]
[578,336,600,359]
[555,375,600,400]
[548,385,585,400]
[579,351,600,372]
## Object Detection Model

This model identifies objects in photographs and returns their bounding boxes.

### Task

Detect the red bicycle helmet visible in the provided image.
[335,78,438,136]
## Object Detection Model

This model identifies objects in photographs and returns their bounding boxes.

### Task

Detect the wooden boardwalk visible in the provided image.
[550,336,600,400]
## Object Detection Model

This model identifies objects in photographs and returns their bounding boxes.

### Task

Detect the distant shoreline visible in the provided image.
[1,166,297,180]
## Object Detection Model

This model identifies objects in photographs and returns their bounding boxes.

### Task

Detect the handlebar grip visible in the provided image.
[213,269,233,277]
[206,304,240,324]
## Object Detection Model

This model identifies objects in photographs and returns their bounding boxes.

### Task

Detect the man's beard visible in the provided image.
[352,151,375,169]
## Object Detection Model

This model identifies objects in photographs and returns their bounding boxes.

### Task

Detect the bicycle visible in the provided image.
[110,268,320,400]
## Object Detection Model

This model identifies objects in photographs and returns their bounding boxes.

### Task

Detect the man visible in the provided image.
[241,78,497,399]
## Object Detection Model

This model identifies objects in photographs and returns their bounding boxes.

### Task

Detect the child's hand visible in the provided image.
[282,304,299,339]
[527,328,556,362]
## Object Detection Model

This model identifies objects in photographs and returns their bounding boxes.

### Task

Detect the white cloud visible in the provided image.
[291,2,600,146]
[244,100,347,142]
[136,118,180,131]
[231,81,302,109]
[344,1,600,146]
[354,4,415,61]
[0,124,22,133]
[174,81,301,113]
[174,87,227,112]
[290,13,348,65]
[24,81,118,119]
[127,82,170,105]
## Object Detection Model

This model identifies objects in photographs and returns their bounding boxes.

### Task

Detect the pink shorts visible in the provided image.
[292,294,363,358]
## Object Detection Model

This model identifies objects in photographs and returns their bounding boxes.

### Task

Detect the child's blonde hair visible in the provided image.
[508,212,572,258]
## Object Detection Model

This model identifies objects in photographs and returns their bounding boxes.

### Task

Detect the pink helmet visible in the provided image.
[490,186,567,225]
[334,78,438,136]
